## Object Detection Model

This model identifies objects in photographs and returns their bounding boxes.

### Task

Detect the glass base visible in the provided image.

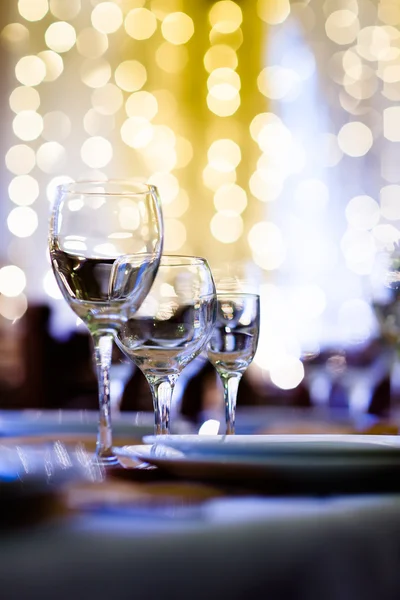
[94,451,121,468]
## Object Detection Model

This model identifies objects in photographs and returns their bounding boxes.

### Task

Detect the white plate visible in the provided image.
[128,435,400,493]
[117,441,400,493]
[142,434,400,458]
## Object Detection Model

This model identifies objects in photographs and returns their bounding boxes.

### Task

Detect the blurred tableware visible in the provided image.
[116,256,216,435]
[49,180,163,466]
[127,433,400,493]
[207,293,260,434]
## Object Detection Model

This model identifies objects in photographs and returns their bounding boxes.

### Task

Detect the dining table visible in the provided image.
[1,408,400,600]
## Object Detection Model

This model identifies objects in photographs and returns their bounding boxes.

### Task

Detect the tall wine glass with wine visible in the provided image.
[49,180,163,465]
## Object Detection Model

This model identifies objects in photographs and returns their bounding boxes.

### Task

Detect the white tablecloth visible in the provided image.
[1,494,400,600]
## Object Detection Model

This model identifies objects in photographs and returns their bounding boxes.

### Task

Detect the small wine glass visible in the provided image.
[115,255,216,435]
[207,293,260,435]
[49,180,163,465]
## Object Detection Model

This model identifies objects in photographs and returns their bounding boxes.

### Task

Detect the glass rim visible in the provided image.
[216,292,260,299]
[160,255,209,267]
[56,179,156,197]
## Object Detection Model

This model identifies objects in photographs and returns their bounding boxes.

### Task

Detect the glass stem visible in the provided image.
[221,373,242,435]
[92,333,117,464]
[147,374,177,435]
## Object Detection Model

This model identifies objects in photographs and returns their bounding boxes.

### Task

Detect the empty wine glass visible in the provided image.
[115,255,216,435]
[49,180,163,465]
[207,293,260,434]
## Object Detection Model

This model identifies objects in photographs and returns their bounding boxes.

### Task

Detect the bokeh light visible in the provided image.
[8,175,39,206]
[383,107,400,141]
[37,142,67,173]
[0,265,26,297]
[13,111,43,141]
[81,136,113,168]
[6,145,35,176]
[50,0,81,20]
[15,55,46,86]
[38,50,64,82]
[125,8,157,40]
[77,28,108,59]
[211,211,243,243]
[125,91,158,120]
[9,86,40,113]
[91,2,123,34]
[161,12,194,45]
[337,121,373,156]
[164,219,187,251]
[345,195,380,230]
[80,58,111,88]
[209,2,243,34]
[380,185,400,220]
[270,357,304,390]
[42,111,71,141]
[18,0,48,22]
[7,206,38,238]
[0,294,28,321]
[45,22,76,53]
[92,84,123,115]
[115,60,147,92]
[257,0,290,25]
[214,184,247,214]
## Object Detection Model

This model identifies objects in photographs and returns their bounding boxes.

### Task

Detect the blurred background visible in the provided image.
[1,0,400,426]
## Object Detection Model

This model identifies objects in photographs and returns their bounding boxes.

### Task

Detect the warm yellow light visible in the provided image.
[211,211,243,243]
[38,50,64,82]
[207,93,240,116]
[7,206,38,238]
[115,60,147,92]
[156,42,188,73]
[161,12,194,45]
[92,84,123,116]
[208,139,241,172]
[209,27,243,49]
[204,45,238,73]
[152,89,178,120]
[121,117,153,148]
[18,0,48,22]
[175,136,193,169]
[37,141,67,173]
[214,184,247,214]
[203,165,236,191]
[81,136,113,168]
[249,112,280,143]
[248,222,285,270]
[81,58,111,88]
[9,86,40,113]
[50,0,81,20]
[257,0,290,24]
[148,172,179,204]
[142,143,177,173]
[209,1,243,34]
[378,4,400,26]
[164,219,187,251]
[13,111,43,141]
[163,189,190,218]
[208,67,240,92]
[15,55,46,86]
[380,65,400,83]
[91,2,123,34]
[249,170,283,203]
[337,121,373,156]
[45,22,76,53]
[357,26,392,61]
[77,27,108,59]
[6,146,35,176]
[257,66,300,100]
[1,23,29,49]
[8,175,39,206]
[325,10,360,45]
[43,111,71,141]
[125,91,158,120]
[125,8,157,40]
[383,107,400,141]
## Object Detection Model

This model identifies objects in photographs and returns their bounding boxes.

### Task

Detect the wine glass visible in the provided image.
[207,293,260,435]
[115,255,216,435]
[49,180,163,465]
